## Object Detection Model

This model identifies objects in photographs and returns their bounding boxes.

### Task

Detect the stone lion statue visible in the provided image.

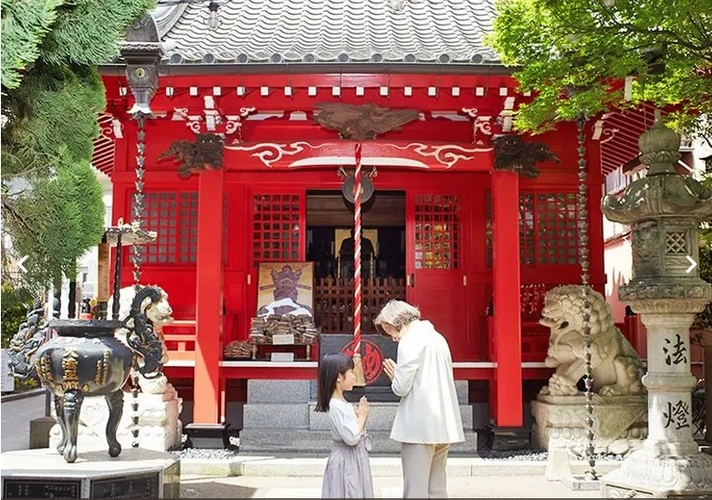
[539,285,644,397]
[108,285,174,394]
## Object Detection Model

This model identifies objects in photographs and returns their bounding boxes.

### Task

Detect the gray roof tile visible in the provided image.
[155,0,499,65]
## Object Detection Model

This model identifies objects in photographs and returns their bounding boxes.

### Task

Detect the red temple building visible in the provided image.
[95,1,645,449]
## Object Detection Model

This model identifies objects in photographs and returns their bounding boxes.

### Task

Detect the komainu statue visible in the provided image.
[532,285,647,455]
[539,285,645,397]
[108,285,174,372]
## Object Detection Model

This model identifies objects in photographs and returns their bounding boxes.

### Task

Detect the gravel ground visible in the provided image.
[172,435,623,462]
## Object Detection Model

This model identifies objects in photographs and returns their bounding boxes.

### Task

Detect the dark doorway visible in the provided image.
[306,190,407,335]
[306,190,406,280]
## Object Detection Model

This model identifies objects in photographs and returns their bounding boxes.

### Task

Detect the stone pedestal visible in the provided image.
[49,380,182,453]
[1,448,179,498]
[600,119,712,497]
[532,394,647,456]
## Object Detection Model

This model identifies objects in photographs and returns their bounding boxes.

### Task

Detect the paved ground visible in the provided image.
[1,389,47,452]
[180,474,601,498]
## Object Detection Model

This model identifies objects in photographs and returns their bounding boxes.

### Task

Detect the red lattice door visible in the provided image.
[245,191,306,321]
[406,191,472,359]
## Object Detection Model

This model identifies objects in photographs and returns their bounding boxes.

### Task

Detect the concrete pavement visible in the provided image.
[180,474,602,498]
[177,454,613,498]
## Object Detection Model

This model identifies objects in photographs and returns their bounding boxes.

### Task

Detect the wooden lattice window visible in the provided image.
[251,193,302,263]
[414,194,460,270]
[535,192,578,265]
[519,194,536,265]
[484,193,535,266]
[131,191,198,264]
[484,191,578,267]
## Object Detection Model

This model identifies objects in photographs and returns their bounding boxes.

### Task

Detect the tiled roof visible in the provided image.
[154,0,499,66]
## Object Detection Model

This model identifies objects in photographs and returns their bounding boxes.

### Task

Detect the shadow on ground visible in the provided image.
[181,479,259,498]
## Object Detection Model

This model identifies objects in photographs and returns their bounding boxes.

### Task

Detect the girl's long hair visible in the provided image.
[314,353,354,413]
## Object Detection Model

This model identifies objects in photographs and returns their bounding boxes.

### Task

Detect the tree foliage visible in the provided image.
[1,0,154,292]
[487,0,712,136]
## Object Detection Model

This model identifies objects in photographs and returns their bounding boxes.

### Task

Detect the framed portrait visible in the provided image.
[256,262,315,317]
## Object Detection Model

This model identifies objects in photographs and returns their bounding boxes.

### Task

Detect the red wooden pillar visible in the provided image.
[491,170,523,429]
[193,169,225,424]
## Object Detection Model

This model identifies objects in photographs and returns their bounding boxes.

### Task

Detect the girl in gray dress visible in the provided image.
[315,353,374,498]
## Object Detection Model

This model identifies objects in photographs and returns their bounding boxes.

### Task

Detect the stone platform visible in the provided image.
[1,448,180,498]
[531,394,647,456]
[239,428,479,454]
[238,380,480,455]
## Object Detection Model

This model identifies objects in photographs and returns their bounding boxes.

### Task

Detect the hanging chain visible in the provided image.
[131,113,147,289]
[577,115,597,480]
[130,111,148,449]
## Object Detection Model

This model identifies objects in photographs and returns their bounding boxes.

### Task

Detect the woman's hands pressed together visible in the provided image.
[382,358,397,381]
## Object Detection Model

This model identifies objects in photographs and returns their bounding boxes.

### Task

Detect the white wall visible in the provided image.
[59,169,112,317]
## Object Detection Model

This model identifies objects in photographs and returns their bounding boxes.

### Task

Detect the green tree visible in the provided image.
[1,0,155,293]
[486,0,712,136]
[0,283,33,348]
[488,0,712,324]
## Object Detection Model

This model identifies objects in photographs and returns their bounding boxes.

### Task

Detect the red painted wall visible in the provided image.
[108,78,605,364]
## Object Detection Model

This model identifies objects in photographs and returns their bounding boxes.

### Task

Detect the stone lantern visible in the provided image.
[600,118,712,497]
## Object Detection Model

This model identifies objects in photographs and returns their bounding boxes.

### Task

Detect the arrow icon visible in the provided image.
[17,255,28,273]
[686,255,697,274]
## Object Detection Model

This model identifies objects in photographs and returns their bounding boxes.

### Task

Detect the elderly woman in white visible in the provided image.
[376,300,464,498]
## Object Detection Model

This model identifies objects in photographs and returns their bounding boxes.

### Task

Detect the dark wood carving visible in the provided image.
[493,135,560,178]
[158,133,224,178]
[314,102,420,140]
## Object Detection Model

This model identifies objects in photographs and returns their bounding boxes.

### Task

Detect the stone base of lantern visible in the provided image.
[601,449,712,498]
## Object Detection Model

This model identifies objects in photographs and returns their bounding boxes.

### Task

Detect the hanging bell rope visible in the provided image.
[352,142,366,387]
[577,115,597,480]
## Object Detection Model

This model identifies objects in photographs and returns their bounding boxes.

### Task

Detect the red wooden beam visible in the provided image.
[102,73,521,94]
[223,139,494,171]
[163,363,550,381]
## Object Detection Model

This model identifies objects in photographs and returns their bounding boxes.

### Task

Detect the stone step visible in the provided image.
[246,380,470,405]
[238,429,478,455]
[244,402,474,431]
[308,402,473,431]
[243,403,311,429]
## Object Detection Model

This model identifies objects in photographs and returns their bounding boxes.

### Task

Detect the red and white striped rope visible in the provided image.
[353,142,363,355]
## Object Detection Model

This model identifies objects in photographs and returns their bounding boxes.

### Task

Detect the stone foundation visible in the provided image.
[531,394,647,456]
[49,383,182,453]
[602,449,712,497]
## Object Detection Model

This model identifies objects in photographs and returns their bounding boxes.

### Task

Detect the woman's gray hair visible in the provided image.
[374,300,421,331]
